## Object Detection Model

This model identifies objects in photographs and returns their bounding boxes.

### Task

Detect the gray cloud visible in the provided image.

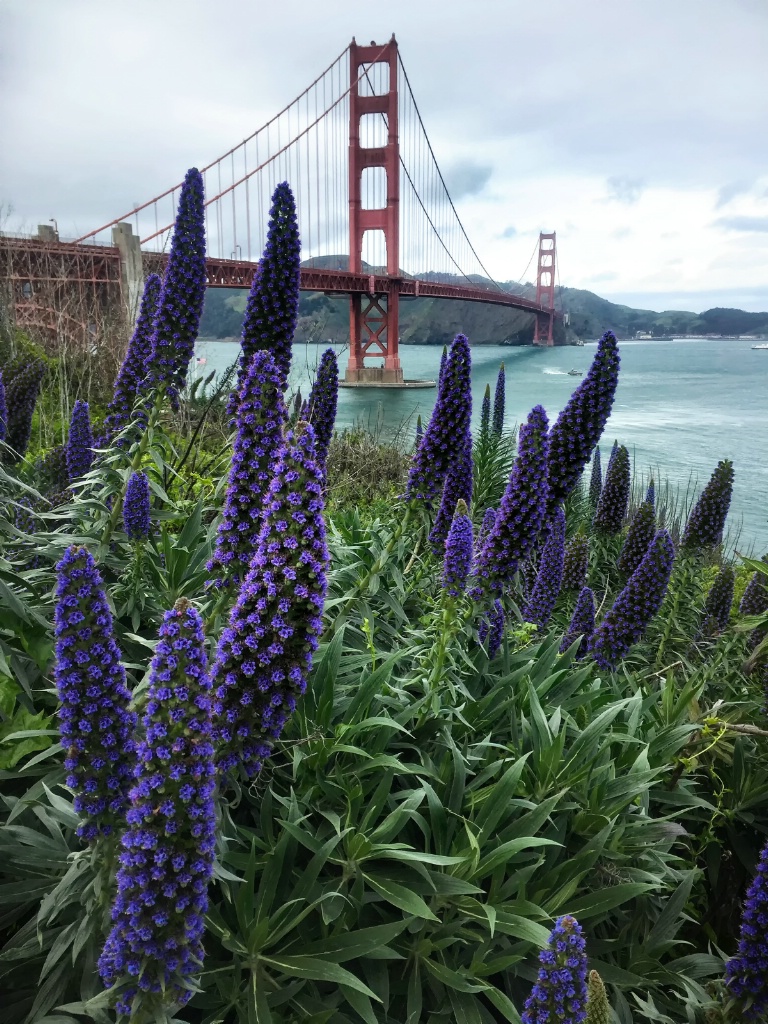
[715,180,752,208]
[441,161,493,199]
[714,215,768,232]
[498,225,517,239]
[606,177,645,204]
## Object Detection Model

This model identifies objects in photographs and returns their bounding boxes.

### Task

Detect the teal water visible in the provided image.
[194,337,768,551]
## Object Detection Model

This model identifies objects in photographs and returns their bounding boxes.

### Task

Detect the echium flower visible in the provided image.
[681,459,734,552]
[415,414,423,445]
[228,182,301,415]
[469,404,549,603]
[98,599,216,1019]
[442,499,473,597]
[588,447,602,506]
[592,444,630,535]
[207,352,287,588]
[53,545,136,841]
[524,506,566,628]
[306,348,338,470]
[563,534,589,592]
[546,329,620,512]
[406,334,472,508]
[617,495,656,576]
[521,915,588,1024]
[559,586,595,656]
[438,346,448,386]
[588,529,675,669]
[66,399,94,482]
[5,360,45,461]
[698,566,735,636]
[103,273,161,442]
[147,168,206,410]
[480,383,491,434]
[478,599,504,657]
[37,444,69,494]
[585,970,610,1024]
[477,507,497,550]
[725,837,768,1019]
[123,471,151,542]
[213,423,329,778]
[0,369,7,442]
[492,362,505,435]
[645,479,656,506]
[429,426,473,554]
[741,564,768,618]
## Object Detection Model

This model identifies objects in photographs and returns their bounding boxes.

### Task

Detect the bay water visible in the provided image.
[194,336,768,551]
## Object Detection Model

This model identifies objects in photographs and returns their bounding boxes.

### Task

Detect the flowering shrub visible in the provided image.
[560,585,595,656]
[682,459,734,551]
[617,495,655,576]
[699,566,735,636]
[442,498,474,597]
[593,443,630,535]
[524,506,566,628]
[429,426,473,554]
[5,360,45,460]
[123,470,151,542]
[66,399,94,482]
[521,915,588,1024]
[562,533,589,592]
[492,361,505,435]
[725,838,768,1019]
[588,447,602,506]
[306,347,339,471]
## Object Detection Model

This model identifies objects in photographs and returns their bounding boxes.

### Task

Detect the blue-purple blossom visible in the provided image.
[98,599,216,1018]
[588,530,676,669]
[53,545,136,841]
[741,566,768,618]
[477,507,497,551]
[645,479,656,506]
[480,384,491,435]
[147,168,207,410]
[103,273,161,442]
[562,534,589,592]
[208,352,287,588]
[415,414,423,445]
[429,427,473,554]
[524,506,566,629]
[522,915,588,1024]
[617,496,656,577]
[229,182,301,414]
[469,405,549,603]
[546,330,620,512]
[123,471,151,542]
[592,444,630,535]
[682,460,734,551]
[213,423,329,778]
[698,566,735,637]
[442,499,473,597]
[725,838,768,1019]
[588,448,602,507]
[306,348,338,470]
[559,586,596,656]
[66,399,94,482]
[492,362,505,435]
[478,599,505,657]
[0,369,7,442]
[406,334,472,508]
[438,346,448,386]
[5,360,45,461]
[37,444,69,495]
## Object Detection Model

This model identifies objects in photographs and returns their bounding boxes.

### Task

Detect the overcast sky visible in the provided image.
[2,0,767,312]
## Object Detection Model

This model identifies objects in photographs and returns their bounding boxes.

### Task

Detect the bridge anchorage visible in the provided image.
[0,36,563,381]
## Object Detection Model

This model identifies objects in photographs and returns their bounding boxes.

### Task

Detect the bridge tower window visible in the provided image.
[361,167,387,210]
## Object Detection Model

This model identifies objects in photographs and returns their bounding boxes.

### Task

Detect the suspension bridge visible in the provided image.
[1,36,562,385]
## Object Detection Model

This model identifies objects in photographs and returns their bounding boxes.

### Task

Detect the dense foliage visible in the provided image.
[0,175,766,1024]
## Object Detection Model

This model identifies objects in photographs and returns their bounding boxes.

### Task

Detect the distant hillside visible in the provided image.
[198,262,768,345]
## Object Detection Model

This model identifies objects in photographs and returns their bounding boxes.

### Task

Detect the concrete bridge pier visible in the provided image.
[112,222,144,324]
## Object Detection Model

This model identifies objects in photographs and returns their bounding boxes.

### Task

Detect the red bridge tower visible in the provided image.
[533,231,556,347]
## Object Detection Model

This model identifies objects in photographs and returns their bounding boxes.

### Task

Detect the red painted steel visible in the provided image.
[533,232,556,346]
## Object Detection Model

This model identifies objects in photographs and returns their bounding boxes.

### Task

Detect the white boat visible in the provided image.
[752,343,768,350]
[567,368,583,376]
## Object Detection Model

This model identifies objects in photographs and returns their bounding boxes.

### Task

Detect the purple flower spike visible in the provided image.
[406,334,472,509]
[5,360,45,462]
[682,460,734,552]
[103,273,161,443]
[699,566,735,637]
[617,496,656,577]
[213,423,329,778]
[99,599,216,1018]
[477,507,497,551]
[559,586,596,656]
[562,534,589,592]
[547,329,620,512]
[492,362,505,435]
[306,348,338,470]
[147,168,207,410]
[741,564,768,618]
[589,529,676,669]
[524,506,566,629]
[592,444,630,535]
[429,427,473,555]
[123,471,151,542]
[66,399,94,482]
[442,499,474,597]
[438,346,448,386]
[725,838,768,1019]
[645,479,656,507]
[0,369,7,442]
[229,182,301,415]
[480,384,491,434]
[53,546,136,842]
[469,405,549,603]
[208,351,287,588]
[588,447,602,507]
[522,915,588,1024]
[415,414,423,444]
[479,599,505,657]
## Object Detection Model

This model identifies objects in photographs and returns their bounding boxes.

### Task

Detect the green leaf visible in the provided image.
[363,873,439,921]
[563,882,656,919]
[293,919,409,962]
[260,955,380,1000]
